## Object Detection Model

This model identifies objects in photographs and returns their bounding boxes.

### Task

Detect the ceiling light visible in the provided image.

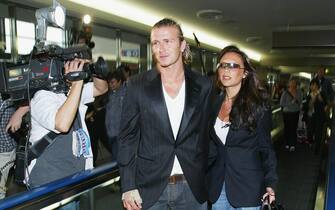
[196,9,223,20]
[298,72,312,79]
[69,0,262,61]
[246,36,263,43]
[83,14,91,24]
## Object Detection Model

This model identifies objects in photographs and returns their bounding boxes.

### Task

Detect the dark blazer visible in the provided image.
[207,93,278,208]
[118,68,212,210]
[302,92,327,123]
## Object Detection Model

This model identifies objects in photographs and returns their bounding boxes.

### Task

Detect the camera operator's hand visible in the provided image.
[55,59,89,132]
[64,59,89,84]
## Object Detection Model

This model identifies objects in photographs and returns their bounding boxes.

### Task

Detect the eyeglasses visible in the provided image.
[216,62,245,71]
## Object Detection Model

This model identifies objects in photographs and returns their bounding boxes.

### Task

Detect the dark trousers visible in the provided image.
[283,111,300,147]
[306,115,325,155]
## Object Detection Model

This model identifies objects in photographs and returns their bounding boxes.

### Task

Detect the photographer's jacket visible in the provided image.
[27,83,95,186]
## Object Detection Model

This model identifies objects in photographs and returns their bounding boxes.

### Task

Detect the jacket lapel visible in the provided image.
[176,69,201,142]
[146,69,175,143]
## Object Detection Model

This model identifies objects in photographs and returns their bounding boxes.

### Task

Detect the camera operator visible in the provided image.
[26,58,108,188]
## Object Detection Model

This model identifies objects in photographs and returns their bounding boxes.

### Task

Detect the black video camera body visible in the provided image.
[0,44,108,101]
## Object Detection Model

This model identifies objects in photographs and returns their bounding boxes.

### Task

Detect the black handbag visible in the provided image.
[261,195,284,210]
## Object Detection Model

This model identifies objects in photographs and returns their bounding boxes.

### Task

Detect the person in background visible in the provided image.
[118,18,212,210]
[315,67,335,137]
[0,95,28,199]
[315,67,334,108]
[207,45,277,210]
[105,69,126,161]
[280,78,303,152]
[85,93,109,166]
[303,79,327,155]
[119,64,131,82]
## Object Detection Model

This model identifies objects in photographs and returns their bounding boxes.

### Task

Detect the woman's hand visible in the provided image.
[262,187,276,204]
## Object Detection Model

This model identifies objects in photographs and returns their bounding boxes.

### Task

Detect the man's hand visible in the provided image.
[6,113,22,133]
[122,189,142,210]
[6,106,29,133]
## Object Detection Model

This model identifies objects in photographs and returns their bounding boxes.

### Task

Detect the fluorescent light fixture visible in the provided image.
[69,0,262,61]
[298,72,312,79]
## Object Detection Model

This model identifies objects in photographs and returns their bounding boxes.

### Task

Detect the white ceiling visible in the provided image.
[6,0,335,77]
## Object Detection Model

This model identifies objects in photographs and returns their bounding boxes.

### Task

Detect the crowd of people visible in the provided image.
[279,67,334,156]
[0,16,334,210]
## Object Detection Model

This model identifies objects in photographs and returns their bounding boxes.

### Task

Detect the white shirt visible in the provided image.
[28,83,95,177]
[162,80,185,175]
[214,117,230,145]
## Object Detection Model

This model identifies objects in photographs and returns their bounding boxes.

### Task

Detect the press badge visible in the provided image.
[72,128,92,158]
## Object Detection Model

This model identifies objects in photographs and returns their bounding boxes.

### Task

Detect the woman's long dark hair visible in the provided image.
[216,45,270,131]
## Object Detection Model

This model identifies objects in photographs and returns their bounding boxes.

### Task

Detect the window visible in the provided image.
[92,35,117,72]
[4,18,11,53]
[92,35,117,61]
[121,41,140,64]
[46,26,65,47]
[16,20,35,55]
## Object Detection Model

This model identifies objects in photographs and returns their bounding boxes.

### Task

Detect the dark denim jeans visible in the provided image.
[212,183,261,210]
[147,180,207,210]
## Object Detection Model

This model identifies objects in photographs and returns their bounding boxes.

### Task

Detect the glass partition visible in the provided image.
[120,31,148,75]
[92,35,117,72]
[46,26,65,47]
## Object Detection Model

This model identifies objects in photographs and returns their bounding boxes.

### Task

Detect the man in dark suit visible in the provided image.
[117,18,212,210]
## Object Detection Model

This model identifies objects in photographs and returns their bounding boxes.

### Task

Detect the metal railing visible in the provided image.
[325,136,335,210]
[0,162,119,210]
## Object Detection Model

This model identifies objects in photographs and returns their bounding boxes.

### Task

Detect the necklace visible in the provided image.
[218,99,232,124]
[221,121,231,128]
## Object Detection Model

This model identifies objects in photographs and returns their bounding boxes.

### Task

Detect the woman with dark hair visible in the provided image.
[208,45,278,209]
[302,79,327,155]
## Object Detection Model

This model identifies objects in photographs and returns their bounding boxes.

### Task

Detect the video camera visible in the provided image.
[0,0,108,101]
